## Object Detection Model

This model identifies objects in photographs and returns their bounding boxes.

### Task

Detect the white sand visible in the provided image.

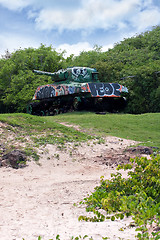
[0,137,138,240]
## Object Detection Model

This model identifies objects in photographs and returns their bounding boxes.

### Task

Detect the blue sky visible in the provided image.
[0,0,160,57]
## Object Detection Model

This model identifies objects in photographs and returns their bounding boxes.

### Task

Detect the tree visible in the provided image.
[0,45,64,113]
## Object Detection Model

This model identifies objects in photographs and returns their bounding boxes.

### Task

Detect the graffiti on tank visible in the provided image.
[33,82,125,100]
[68,86,75,94]
[33,83,90,100]
[88,83,123,97]
[72,67,88,78]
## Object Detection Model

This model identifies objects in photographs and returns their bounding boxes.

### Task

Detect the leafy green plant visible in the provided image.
[78,155,160,239]
[24,147,40,162]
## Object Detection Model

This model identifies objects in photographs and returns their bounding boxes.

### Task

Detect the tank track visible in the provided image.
[27,97,126,116]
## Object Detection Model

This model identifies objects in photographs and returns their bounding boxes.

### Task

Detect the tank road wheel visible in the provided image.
[40,110,45,116]
[94,98,104,112]
[73,97,81,111]
[45,110,50,116]
[53,109,59,115]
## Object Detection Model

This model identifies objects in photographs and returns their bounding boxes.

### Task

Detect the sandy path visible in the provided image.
[0,137,138,240]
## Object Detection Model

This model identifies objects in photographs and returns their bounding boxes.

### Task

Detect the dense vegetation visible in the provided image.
[0,26,160,113]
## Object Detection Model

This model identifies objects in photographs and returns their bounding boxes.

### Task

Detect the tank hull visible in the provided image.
[33,82,127,100]
[27,82,127,115]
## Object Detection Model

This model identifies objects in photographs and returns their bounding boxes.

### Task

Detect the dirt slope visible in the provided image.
[0,136,142,240]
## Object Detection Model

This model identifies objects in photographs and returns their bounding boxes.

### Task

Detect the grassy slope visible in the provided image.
[0,112,159,148]
[0,113,92,144]
[53,112,160,148]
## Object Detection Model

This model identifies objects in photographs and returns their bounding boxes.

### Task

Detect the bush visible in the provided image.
[78,155,160,239]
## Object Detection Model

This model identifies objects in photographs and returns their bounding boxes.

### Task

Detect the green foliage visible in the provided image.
[78,155,160,239]
[24,147,40,162]
[0,44,64,113]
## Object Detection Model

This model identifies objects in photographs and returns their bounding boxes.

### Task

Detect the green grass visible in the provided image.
[53,111,160,148]
[0,113,92,161]
[0,113,92,145]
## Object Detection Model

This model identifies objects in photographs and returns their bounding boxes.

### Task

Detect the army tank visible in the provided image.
[27,67,128,115]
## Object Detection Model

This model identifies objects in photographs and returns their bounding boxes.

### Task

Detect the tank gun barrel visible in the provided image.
[33,69,69,82]
[33,69,57,76]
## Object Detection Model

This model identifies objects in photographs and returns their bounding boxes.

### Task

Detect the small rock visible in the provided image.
[126,146,153,155]
[1,150,27,169]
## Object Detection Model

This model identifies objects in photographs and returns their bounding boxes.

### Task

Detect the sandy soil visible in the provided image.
[0,136,140,240]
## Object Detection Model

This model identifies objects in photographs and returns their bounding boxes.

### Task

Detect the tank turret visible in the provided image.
[33,67,99,83]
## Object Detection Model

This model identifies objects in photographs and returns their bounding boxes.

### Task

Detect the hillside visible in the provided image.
[0,113,160,240]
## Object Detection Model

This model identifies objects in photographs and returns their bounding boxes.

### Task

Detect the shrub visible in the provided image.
[78,155,160,239]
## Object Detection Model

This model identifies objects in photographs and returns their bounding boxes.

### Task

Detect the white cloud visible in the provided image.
[34,0,142,31]
[0,32,113,58]
[102,44,114,52]
[57,42,92,57]
[0,0,81,12]
[1,0,160,33]
[131,7,160,32]
[0,33,39,56]
[57,42,113,58]
[0,0,160,58]
[0,0,32,10]
[30,0,160,37]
